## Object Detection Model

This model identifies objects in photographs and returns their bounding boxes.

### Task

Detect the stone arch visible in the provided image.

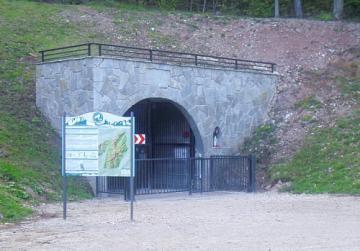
[122,97,205,157]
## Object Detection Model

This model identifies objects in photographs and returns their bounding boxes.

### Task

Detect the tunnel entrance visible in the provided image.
[105,98,197,194]
[97,98,255,196]
[125,99,196,159]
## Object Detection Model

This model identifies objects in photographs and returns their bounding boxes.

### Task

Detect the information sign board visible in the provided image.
[63,112,133,177]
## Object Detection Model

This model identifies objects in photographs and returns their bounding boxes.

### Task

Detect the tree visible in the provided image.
[202,0,207,12]
[294,0,303,18]
[275,0,280,17]
[333,0,344,19]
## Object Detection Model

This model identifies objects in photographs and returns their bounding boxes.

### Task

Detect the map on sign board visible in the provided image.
[64,112,132,177]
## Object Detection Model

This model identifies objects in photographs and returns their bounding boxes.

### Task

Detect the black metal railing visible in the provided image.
[135,158,190,195]
[39,43,276,73]
[96,155,256,199]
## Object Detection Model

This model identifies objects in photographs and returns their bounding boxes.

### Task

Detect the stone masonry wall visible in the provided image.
[36,57,277,156]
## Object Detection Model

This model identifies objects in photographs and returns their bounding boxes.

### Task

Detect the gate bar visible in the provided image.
[248,154,256,192]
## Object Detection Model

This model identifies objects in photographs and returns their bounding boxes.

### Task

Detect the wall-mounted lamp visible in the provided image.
[213,126,221,148]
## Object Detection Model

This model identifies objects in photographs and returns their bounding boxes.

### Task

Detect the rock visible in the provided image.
[0,149,9,158]
[285,112,293,121]
[270,180,291,192]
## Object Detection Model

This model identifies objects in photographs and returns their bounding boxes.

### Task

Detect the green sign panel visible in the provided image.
[64,112,133,177]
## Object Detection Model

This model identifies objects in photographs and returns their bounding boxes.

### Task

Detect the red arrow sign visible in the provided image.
[134,134,146,144]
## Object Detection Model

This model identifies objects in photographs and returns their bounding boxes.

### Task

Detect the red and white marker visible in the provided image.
[134,134,146,145]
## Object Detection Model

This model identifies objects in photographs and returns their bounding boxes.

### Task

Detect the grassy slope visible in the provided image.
[269,55,360,194]
[0,0,96,222]
[270,112,360,194]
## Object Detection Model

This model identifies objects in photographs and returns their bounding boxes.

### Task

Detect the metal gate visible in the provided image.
[124,100,195,160]
[96,155,256,197]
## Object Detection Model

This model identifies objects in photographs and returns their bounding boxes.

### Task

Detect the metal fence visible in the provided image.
[39,43,276,73]
[96,155,256,199]
[191,155,256,193]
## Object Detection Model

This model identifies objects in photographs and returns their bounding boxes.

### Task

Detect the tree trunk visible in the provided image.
[294,0,303,18]
[333,0,344,20]
[203,0,207,13]
[275,0,280,18]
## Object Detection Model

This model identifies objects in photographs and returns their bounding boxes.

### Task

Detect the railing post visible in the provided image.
[188,158,192,195]
[272,64,276,73]
[87,43,91,56]
[149,49,153,61]
[95,176,99,197]
[200,158,204,193]
[235,59,238,70]
[252,154,256,192]
[41,51,45,62]
[195,55,198,66]
[124,177,131,201]
[98,44,102,56]
[248,154,256,192]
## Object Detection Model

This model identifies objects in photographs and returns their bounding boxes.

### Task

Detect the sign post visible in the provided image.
[61,111,135,221]
[130,112,135,222]
[62,112,67,220]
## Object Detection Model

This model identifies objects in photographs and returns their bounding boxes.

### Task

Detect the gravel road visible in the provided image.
[1,192,359,250]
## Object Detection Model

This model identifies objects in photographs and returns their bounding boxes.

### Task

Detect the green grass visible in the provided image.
[270,111,360,194]
[301,114,316,123]
[335,76,360,102]
[87,0,149,12]
[0,0,95,222]
[316,11,333,21]
[294,96,322,110]
[0,187,32,221]
[148,31,178,47]
[241,123,277,170]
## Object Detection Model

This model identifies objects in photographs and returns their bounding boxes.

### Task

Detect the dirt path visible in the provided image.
[1,192,360,250]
